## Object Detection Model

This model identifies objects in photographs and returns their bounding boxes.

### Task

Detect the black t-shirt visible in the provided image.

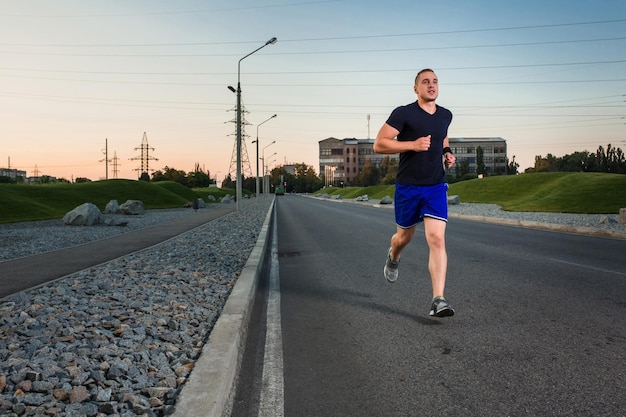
[385,101,453,186]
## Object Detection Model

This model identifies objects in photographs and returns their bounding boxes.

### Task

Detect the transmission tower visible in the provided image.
[111,151,121,179]
[130,132,158,179]
[227,98,253,179]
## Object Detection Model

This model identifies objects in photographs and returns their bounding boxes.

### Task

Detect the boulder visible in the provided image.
[356,194,369,202]
[63,203,103,226]
[620,208,626,224]
[448,195,460,205]
[221,195,233,204]
[120,200,144,215]
[380,195,393,205]
[207,195,216,202]
[600,215,618,225]
[103,218,128,227]
[104,199,121,214]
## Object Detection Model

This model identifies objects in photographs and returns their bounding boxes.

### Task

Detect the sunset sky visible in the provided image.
[1,0,625,183]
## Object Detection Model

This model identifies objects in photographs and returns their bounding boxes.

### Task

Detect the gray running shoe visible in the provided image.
[383,248,399,283]
[429,296,455,317]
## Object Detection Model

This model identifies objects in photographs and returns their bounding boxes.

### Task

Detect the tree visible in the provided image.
[528,145,625,174]
[457,159,470,177]
[506,155,519,175]
[187,163,213,188]
[476,146,486,176]
[380,156,398,184]
[355,159,380,186]
[222,174,235,189]
[291,163,323,193]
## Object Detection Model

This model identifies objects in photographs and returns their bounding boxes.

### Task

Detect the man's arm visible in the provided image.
[442,136,456,168]
[373,123,432,154]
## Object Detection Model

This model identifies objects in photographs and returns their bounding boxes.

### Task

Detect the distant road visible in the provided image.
[233,194,626,417]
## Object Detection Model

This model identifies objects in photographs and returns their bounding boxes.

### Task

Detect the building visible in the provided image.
[319,137,399,186]
[0,168,27,182]
[449,137,508,175]
[319,136,507,185]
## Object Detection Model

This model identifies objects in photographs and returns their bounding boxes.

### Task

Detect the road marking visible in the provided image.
[258,209,285,416]
[547,257,626,276]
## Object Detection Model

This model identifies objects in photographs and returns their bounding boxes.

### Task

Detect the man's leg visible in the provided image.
[383,225,416,283]
[423,217,447,297]
[390,225,416,261]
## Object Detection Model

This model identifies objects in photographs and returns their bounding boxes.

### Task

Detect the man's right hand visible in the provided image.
[413,135,431,152]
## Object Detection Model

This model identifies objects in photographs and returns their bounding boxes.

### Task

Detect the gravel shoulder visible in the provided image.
[0,201,271,416]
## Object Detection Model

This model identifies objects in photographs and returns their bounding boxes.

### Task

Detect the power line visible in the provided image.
[0,1,340,19]
[0,18,624,46]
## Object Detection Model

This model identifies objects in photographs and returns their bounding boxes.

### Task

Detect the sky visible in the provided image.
[1,0,625,183]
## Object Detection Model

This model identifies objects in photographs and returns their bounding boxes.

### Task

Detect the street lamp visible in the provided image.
[262,151,277,195]
[262,141,276,194]
[255,114,277,199]
[233,36,277,211]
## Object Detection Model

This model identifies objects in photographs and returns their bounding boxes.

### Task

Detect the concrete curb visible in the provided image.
[172,198,275,417]
[447,213,626,240]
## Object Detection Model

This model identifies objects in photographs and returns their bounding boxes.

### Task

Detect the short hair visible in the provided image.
[415,68,435,84]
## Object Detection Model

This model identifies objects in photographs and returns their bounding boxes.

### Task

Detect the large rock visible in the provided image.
[380,195,393,205]
[120,200,144,215]
[221,195,233,204]
[63,203,103,226]
[195,198,206,208]
[620,208,626,224]
[448,195,460,205]
[355,194,369,202]
[104,199,121,214]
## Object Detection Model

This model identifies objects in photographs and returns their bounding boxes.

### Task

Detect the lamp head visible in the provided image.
[266,37,278,45]
[227,85,236,93]
[271,114,277,118]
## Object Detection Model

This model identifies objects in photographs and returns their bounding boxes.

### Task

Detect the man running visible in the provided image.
[373,68,457,317]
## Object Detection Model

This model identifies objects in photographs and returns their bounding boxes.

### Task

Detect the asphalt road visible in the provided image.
[233,194,626,417]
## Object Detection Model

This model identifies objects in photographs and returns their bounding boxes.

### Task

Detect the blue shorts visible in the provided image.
[394,183,449,229]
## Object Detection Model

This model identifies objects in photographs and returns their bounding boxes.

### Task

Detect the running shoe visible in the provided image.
[383,247,399,283]
[429,296,455,317]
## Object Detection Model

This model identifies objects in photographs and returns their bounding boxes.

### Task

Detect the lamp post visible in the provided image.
[262,141,276,194]
[233,37,277,211]
[255,114,277,199]
[263,151,277,195]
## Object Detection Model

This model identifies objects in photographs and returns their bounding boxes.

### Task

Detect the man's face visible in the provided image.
[414,71,438,102]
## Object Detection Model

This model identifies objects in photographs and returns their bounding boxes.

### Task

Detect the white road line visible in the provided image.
[546,257,626,276]
[258,209,284,417]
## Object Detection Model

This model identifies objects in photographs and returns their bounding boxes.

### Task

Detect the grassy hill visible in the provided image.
[2,173,625,223]
[315,172,626,214]
[0,180,221,223]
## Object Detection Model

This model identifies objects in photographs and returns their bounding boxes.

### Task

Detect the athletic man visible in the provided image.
[373,68,457,317]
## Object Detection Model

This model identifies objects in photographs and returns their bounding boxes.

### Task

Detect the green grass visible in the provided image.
[315,172,626,214]
[0,179,209,223]
[448,172,626,213]
[2,173,625,223]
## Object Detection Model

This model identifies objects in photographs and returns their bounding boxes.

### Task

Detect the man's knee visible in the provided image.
[394,227,415,246]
